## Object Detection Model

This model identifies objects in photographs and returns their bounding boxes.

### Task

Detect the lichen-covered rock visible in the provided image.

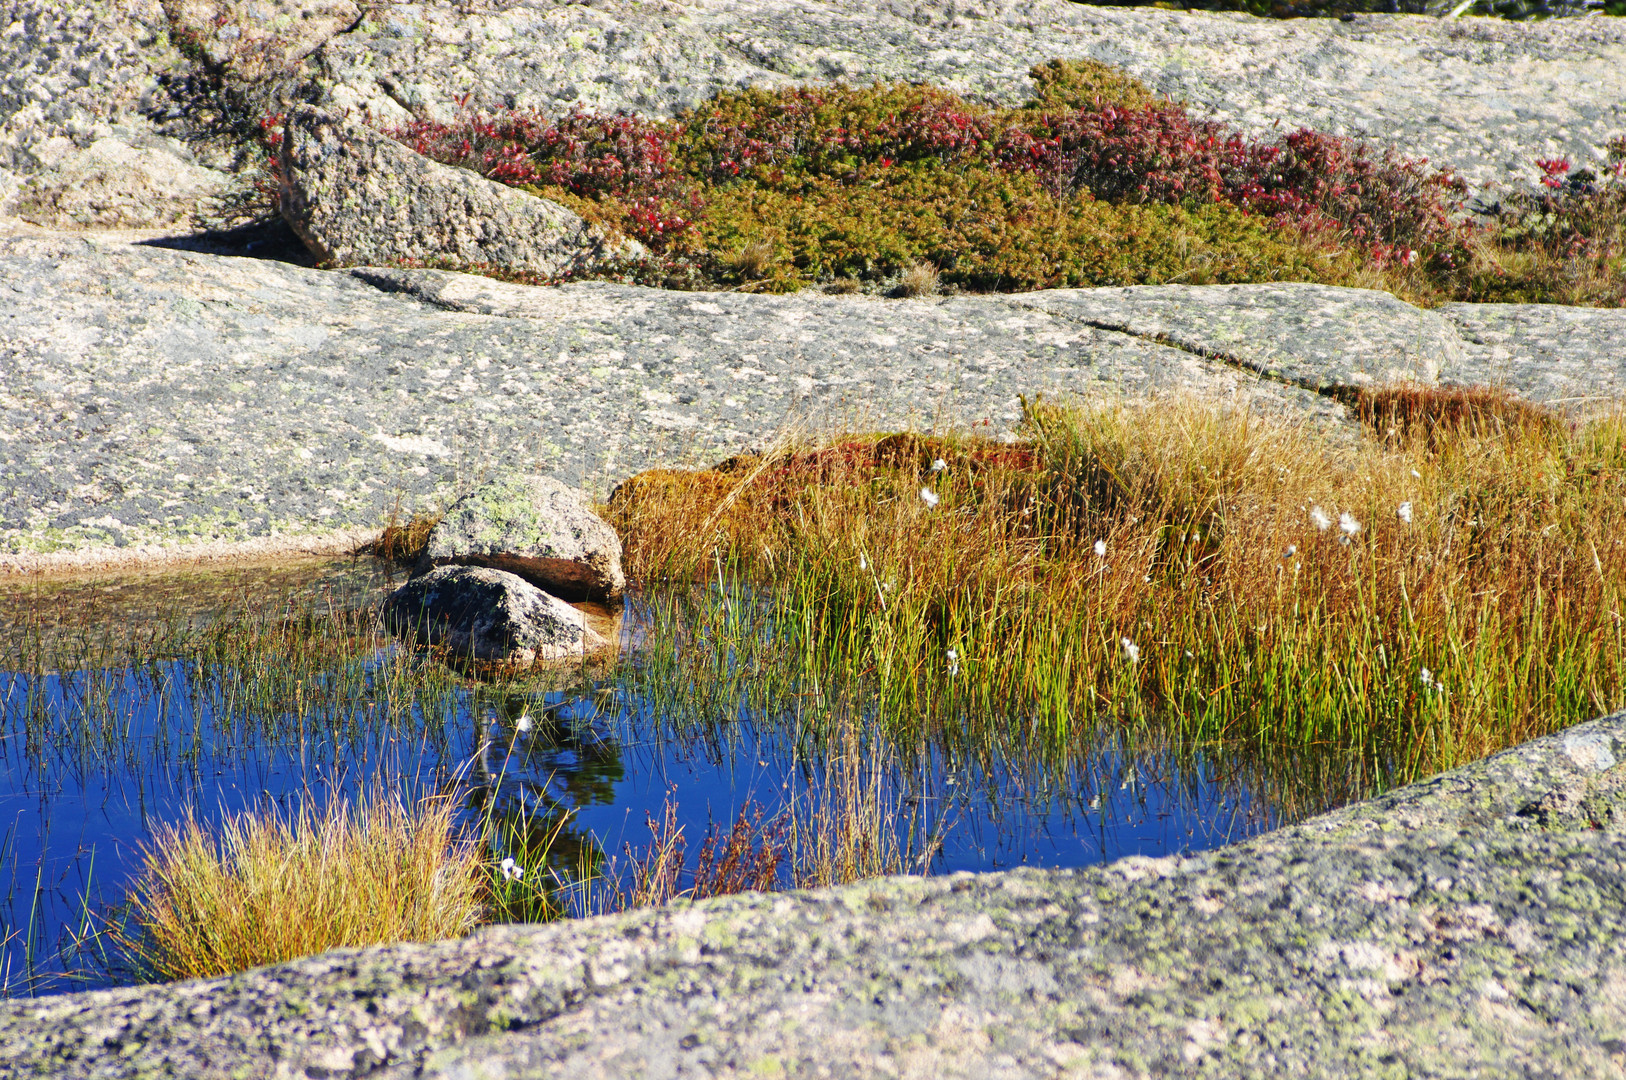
[12,135,233,229]
[382,564,607,665]
[277,105,643,274]
[2,709,1624,1079]
[421,475,626,602]
[165,0,360,78]
[4,238,1625,568]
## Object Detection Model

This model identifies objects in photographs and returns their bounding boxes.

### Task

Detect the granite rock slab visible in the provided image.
[279,105,643,275]
[1,708,1621,1078]
[4,235,1626,566]
[0,235,1364,564]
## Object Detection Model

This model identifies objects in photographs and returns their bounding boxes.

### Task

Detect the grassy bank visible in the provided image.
[609,389,1626,809]
[386,60,1625,306]
[8,387,1624,986]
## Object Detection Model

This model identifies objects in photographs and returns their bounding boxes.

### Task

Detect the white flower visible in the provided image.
[515,713,533,733]
[1121,637,1140,663]
[919,487,939,509]
[1419,667,1433,687]
[931,458,948,472]
[1310,506,1331,531]
[500,857,520,881]
[858,552,868,571]
[1339,512,1362,537]
[1397,501,1413,524]
[945,648,960,676]
[1282,544,1297,559]
[1094,539,1107,558]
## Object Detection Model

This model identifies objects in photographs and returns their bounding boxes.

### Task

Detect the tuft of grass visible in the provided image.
[116,788,483,981]
[372,509,442,563]
[896,260,941,298]
[721,239,777,282]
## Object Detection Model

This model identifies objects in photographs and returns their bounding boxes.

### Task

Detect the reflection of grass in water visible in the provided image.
[610,390,1626,818]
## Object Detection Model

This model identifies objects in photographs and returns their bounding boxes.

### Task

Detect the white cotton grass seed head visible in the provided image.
[945,648,960,676]
[515,713,533,733]
[1282,544,1297,559]
[1419,667,1433,687]
[500,857,523,881]
[1397,501,1413,524]
[1094,539,1107,558]
[1412,469,1422,479]
[1121,638,1140,663]
[1310,506,1332,531]
[1339,512,1361,536]
[919,487,939,508]
[859,552,868,571]
[931,458,948,472]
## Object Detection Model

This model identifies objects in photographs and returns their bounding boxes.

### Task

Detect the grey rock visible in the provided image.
[382,564,607,665]
[278,105,643,274]
[3,236,1624,565]
[12,135,234,229]
[0,0,179,174]
[1437,302,1626,411]
[1013,283,1467,392]
[165,0,361,77]
[421,474,626,602]
[3,708,1625,1078]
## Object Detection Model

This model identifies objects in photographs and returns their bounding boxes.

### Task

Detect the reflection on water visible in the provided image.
[0,559,1279,997]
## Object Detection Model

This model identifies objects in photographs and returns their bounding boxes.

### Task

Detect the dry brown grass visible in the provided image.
[371,509,442,562]
[118,788,483,981]
[607,390,1626,790]
[897,260,940,298]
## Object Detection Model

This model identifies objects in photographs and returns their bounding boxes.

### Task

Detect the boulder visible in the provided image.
[12,136,234,230]
[277,105,643,275]
[382,564,607,665]
[420,475,626,602]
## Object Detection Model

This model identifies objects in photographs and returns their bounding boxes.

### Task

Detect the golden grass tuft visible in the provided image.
[372,509,442,563]
[896,260,941,298]
[119,788,483,981]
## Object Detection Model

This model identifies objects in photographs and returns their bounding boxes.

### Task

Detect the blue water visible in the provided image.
[0,579,1278,997]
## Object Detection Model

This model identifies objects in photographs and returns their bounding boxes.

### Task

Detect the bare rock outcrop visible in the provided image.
[382,564,608,665]
[419,475,626,602]
[277,105,643,274]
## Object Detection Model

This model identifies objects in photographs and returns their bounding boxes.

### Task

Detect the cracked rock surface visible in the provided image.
[1,710,1621,1078]
[2,234,1623,568]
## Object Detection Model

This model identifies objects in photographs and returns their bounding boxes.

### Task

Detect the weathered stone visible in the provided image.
[12,135,233,229]
[3,236,1624,567]
[165,0,360,77]
[421,475,625,602]
[1013,283,1468,392]
[382,564,607,665]
[1437,302,1626,410]
[277,105,643,274]
[2,708,1623,1078]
